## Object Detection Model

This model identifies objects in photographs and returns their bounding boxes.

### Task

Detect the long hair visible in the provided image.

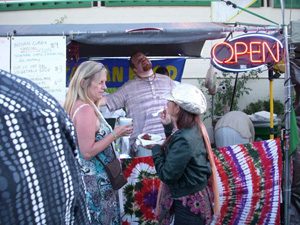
[63,61,106,117]
[162,107,201,150]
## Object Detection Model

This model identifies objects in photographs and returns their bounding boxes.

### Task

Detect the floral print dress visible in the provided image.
[73,104,120,225]
[157,182,213,225]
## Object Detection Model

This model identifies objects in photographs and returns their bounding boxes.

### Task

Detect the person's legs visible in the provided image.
[173,200,205,225]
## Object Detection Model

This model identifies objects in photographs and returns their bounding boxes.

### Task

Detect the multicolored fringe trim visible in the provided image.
[120,138,282,225]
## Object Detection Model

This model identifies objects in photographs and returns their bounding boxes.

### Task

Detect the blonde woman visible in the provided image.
[64,61,133,224]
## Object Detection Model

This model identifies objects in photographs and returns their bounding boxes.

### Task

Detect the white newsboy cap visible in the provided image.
[163,83,207,115]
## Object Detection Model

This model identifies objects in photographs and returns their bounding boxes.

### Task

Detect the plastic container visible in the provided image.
[250,111,281,141]
[254,124,279,141]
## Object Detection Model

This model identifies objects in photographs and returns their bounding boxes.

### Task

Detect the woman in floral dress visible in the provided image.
[64,61,133,224]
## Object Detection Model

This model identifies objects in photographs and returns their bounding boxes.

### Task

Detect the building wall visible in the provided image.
[0,3,299,25]
[1,1,299,129]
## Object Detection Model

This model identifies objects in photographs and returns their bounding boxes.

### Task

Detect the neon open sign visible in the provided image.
[211,33,283,72]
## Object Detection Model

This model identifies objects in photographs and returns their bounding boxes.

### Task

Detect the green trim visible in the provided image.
[250,0,262,7]
[103,0,261,7]
[274,0,300,8]
[0,1,217,11]
[104,0,212,7]
[0,0,267,11]
[0,1,91,12]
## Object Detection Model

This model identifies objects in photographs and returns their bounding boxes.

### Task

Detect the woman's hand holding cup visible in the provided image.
[114,123,133,138]
[115,117,133,137]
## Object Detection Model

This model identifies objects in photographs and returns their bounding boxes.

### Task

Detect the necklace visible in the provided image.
[140,73,156,82]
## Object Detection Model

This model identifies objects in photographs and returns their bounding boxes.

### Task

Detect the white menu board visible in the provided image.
[0,37,10,72]
[11,36,66,104]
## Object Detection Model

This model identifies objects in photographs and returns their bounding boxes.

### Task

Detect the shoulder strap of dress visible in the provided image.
[72,104,89,121]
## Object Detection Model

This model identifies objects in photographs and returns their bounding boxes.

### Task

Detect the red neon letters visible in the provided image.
[211,33,283,72]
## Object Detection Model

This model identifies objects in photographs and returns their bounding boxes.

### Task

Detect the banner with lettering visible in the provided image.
[67,58,185,88]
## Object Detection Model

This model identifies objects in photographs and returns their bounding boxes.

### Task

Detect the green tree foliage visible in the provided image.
[243,99,285,116]
[203,71,259,120]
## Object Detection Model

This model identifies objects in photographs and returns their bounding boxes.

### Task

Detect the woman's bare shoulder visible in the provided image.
[77,104,94,114]
[72,101,94,119]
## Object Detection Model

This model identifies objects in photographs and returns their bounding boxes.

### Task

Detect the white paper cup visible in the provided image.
[119,117,133,126]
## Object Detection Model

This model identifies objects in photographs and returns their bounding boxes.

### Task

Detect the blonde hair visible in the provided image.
[63,61,107,117]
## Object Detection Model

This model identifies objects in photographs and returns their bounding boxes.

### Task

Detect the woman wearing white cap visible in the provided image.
[151,83,219,225]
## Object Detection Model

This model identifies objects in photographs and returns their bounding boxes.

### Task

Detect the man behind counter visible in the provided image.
[100,52,175,157]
